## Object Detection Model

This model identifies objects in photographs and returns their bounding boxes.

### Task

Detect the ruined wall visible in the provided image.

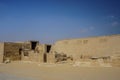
[21,44,45,63]
[21,44,55,63]
[52,34,120,60]
[0,43,4,63]
[4,42,23,61]
[23,41,31,50]
[47,53,55,63]
[21,50,44,62]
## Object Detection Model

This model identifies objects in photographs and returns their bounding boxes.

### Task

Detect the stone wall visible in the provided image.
[4,42,23,61]
[21,44,45,63]
[52,34,120,60]
[47,53,55,63]
[0,43,4,63]
[21,50,44,62]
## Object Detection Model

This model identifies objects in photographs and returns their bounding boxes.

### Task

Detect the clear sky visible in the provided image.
[0,0,120,44]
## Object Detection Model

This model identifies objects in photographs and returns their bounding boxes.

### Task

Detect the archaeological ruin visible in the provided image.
[0,34,120,66]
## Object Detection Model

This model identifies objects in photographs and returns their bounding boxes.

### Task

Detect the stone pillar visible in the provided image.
[47,53,55,63]
[0,43,4,63]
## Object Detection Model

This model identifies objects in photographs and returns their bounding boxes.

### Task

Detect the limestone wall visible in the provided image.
[0,43,4,63]
[52,34,120,60]
[47,53,55,63]
[21,44,45,63]
[4,42,23,61]
[29,51,44,62]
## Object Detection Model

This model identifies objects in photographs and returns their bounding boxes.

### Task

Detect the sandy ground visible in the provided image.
[0,62,120,80]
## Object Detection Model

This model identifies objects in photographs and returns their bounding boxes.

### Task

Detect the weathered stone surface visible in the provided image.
[52,34,120,61]
[0,43,4,63]
[47,53,55,63]
[4,42,23,61]
[0,34,120,65]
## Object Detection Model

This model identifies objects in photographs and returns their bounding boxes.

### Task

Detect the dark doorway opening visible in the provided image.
[19,48,22,60]
[46,45,51,53]
[44,53,47,62]
[31,41,38,50]
[43,45,51,63]
[19,48,22,55]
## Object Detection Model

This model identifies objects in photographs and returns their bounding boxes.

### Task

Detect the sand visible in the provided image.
[0,62,120,80]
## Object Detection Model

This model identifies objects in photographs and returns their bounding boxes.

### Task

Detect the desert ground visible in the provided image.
[0,61,120,80]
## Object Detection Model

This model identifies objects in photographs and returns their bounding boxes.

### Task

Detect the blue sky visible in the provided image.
[0,0,120,43]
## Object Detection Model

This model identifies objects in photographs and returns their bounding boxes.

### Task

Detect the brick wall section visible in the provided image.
[4,42,23,61]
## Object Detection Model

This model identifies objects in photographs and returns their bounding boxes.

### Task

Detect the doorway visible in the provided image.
[44,53,47,62]
[31,41,38,50]
[46,45,51,53]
